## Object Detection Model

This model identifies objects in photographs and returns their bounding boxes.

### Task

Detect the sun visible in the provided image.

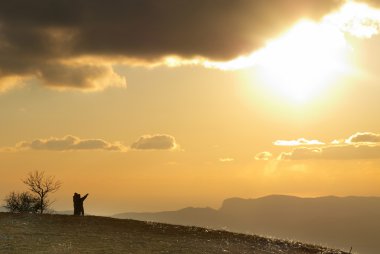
[255,20,352,104]
[253,0,380,104]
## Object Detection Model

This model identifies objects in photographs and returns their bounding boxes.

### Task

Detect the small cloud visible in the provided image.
[274,138,324,146]
[254,151,273,161]
[131,134,179,151]
[219,158,234,163]
[5,135,127,152]
[331,139,341,144]
[346,132,380,144]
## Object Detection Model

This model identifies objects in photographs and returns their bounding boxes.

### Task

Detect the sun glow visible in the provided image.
[255,1,380,104]
[255,20,351,103]
[204,1,380,104]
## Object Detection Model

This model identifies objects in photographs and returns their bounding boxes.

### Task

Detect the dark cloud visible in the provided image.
[131,134,178,150]
[38,62,126,91]
[15,135,126,151]
[0,0,344,90]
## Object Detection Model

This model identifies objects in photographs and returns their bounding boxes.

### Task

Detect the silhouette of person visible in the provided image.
[73,192,89,216]
[73,193,80,215]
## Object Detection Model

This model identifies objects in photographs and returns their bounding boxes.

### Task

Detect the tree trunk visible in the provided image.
[40,197,44,214]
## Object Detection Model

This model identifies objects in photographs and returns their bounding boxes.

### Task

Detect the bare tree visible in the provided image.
[22,171,62,214]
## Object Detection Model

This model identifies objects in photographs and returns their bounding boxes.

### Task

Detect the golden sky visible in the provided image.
[1,0,380,215]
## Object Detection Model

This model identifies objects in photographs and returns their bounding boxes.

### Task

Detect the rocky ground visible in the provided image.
[0,212,349,254]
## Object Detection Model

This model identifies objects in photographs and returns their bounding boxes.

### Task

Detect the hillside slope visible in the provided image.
[0,212,348,254]
[114,195,380,254]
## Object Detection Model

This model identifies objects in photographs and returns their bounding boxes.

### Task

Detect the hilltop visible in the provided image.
[0,212,348,254]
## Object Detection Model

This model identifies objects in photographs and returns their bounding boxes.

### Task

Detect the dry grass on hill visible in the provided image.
[0,212,348,254]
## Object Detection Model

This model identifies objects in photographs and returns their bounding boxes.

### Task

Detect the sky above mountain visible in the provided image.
[1,0,380,215]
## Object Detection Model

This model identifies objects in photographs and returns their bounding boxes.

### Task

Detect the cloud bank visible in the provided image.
[1,134,180,152]
[280,145,380,160]
[14,135,127,152]
[279,132,380,160]
[0,0,346,91]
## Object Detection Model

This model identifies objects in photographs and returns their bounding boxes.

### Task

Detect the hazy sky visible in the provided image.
[1,0,380,215]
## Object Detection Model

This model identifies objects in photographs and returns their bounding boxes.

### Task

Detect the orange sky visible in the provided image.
[1,0,380,215]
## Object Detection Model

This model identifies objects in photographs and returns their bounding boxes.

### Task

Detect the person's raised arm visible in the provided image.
[81,193,89,201]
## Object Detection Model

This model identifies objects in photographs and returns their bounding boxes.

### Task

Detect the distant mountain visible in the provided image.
[114,195,380,254]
